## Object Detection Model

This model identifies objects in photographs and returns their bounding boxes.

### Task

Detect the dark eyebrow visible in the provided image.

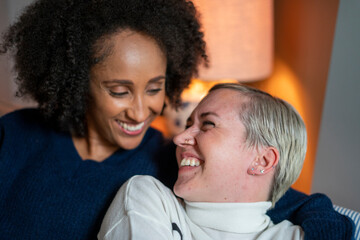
[148,76,166,83]
[102,75,166,85]
[200,112,220,118]
[101,79,132,85]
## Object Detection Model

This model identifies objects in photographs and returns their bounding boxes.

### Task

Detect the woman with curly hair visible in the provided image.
[0,0,207,239]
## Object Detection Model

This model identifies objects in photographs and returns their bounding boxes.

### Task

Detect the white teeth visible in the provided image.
[180,157,201,167]
[117,121,144,132]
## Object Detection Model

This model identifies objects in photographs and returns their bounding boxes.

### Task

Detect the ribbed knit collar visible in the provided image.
[184,201,272,234]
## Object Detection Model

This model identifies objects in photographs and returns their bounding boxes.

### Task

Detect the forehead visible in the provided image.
[94,29,165,68]
[90,29,166,82]
[195,88,246,116]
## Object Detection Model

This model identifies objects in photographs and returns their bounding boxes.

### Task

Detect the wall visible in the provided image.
[312,0,360,211]
[0,0,35,110]
[248,0,339,194]
[0,0,13,107]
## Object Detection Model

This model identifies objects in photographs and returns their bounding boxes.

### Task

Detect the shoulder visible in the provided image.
[99,177,185,239]
[0,108,63,157]
[0,108,46,131]
[1,108,41,119]
[0,108,55,143]
[101,175,179,232]
[123,175,175,202]
[110,175,178,215]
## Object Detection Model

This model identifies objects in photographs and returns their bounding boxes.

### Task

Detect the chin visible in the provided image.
[173,183,191,200]
[119,140,142,150]
[122,132,148,149]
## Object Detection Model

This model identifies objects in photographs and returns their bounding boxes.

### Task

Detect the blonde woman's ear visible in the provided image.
[260,147,279,174]
[247,147,279,175]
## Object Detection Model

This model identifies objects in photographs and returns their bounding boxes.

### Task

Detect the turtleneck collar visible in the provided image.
[184,201,272,234]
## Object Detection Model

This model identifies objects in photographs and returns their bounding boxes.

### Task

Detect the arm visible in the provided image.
[98,176,185,240]
[267,188,355,240]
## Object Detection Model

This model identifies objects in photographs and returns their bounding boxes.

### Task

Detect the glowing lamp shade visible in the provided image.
[193,0,274,82]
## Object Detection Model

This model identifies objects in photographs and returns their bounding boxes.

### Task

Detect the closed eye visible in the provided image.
[101,81,130,98]
[203,121,215,126]
[109,91,129,97]
[147,88,163,95]
[202,120,215,130]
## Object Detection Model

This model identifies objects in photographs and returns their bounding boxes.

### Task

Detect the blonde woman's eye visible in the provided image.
[203,121,215,126]
[202,121,215,130]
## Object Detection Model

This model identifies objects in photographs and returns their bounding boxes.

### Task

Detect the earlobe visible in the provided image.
[247,147,279,176]
[247,158,264,175]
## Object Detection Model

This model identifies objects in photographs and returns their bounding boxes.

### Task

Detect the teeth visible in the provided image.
[180,157,201,167]
[117,121,144,132]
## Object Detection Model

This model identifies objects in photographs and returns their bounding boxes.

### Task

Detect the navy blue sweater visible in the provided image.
[0,109,177,239]
[0,109,354,239]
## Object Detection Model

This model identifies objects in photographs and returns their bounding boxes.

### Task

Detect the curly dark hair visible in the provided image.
[0,0,208,136]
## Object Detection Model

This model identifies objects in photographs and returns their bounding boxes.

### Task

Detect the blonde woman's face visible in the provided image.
[173,89,260,202]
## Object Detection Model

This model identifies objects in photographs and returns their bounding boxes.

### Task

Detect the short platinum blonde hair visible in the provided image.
[209,83,307,205]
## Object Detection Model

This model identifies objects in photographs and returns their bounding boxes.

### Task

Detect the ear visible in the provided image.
[247,147,279,176]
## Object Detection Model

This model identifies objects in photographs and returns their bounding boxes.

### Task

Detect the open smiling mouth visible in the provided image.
[180,157,201,167]
[116,120,145,136]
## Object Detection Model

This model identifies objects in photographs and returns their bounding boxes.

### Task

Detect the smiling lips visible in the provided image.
[116,120,145,136]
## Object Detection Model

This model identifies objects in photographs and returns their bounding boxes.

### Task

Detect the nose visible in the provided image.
[126,95,149,123]
[173,127,196,147]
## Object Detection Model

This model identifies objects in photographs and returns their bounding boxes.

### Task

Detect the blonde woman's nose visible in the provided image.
[173,128,196,147]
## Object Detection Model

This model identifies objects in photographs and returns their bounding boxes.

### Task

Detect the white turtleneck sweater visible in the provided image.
[98,176,304,240]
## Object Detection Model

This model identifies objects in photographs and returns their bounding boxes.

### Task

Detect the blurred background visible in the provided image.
[0,0,359,211]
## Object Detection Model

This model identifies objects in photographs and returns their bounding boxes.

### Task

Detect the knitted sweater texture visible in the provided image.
[0,109,177,239]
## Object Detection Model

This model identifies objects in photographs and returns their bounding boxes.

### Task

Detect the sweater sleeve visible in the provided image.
[98,176,183,240]
[267,188,355,240]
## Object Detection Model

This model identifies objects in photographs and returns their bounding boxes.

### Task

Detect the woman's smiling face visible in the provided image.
[87,29,167,150]
[173,89,260,202]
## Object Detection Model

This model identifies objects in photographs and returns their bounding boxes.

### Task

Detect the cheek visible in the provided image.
[93,97,127,117]
[90,87,124,114]
[204,147,244,180]
[204,164,243,199]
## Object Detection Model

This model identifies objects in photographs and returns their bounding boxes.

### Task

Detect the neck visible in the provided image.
[72,134,118,162]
